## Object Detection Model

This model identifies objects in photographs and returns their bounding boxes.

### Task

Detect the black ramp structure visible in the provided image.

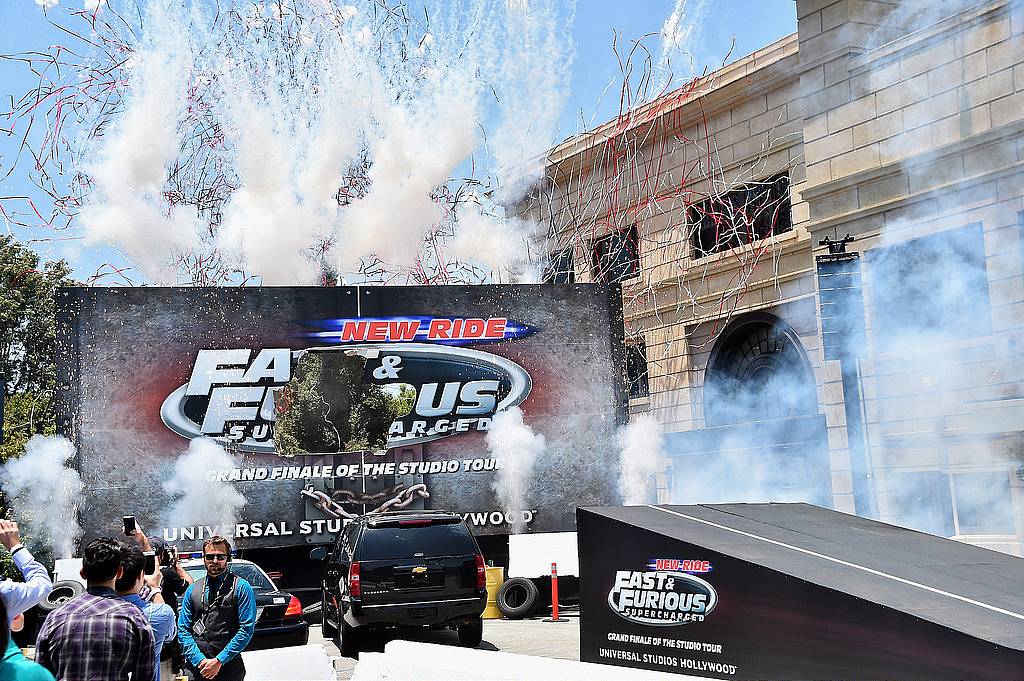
[578,503,1024,680]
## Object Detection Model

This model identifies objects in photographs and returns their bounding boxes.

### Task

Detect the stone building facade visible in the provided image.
[528,0,1024,554]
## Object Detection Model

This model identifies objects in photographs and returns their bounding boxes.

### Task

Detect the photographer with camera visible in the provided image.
[148,538,193,612]
[116,542,176,678]
[146,536,192,676]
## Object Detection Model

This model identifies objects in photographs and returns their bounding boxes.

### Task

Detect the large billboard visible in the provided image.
[56,285,628,549]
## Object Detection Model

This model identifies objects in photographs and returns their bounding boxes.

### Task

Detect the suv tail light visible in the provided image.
[348,562,361,598]
[284,595,302,618]
[475,554,486,590]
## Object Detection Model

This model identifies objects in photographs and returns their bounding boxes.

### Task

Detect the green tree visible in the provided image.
[1,236,73,396]
[275,352,410,455]
[1,237,74,577]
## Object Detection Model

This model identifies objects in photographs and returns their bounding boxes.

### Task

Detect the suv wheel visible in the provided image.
[321,595,337,637]
[458,616,483,647]
[336,616,360,657]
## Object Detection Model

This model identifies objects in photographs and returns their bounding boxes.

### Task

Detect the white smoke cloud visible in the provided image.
[81,1,200,283]
[1,436,84,559]
[162,438,246,536]
[34,0,59,10]
[486,0,574,205]
[658,0,710,83]
[67,0,572,285]
[487,406,545,533]
[447,198,533,277]
[618,413,665,505]
[338,94,479,272]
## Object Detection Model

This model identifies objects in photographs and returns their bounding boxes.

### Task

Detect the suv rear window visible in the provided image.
[357,522,477,560]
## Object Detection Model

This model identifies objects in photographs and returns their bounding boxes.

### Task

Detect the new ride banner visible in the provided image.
[56,285,628,549]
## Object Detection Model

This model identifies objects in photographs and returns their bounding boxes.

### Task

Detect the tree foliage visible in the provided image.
[1,237,73,577]
[1,236,74,397]
[275,352,413,456]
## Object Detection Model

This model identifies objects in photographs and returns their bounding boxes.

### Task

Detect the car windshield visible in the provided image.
[358,522,477,560]
[184,563,275,591]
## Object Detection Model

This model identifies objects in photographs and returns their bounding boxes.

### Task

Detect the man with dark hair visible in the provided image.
[0,589,55,680]
[116,543,176,676]
[35,538,156,681]
[178,536,256,681]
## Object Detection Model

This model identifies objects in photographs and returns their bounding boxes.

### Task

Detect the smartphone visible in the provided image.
[168,546,177,564]
[123,516,136,536]
[144,551,157,575]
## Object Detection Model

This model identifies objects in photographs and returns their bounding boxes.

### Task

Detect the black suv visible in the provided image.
[312,510,487,655]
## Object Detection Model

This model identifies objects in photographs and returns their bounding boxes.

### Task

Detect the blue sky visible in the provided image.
[0,0,796,279]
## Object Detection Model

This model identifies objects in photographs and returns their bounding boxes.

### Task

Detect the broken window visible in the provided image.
[543,247,575,284]
[952,471,1015,535]
[868,223,990,349]
[887,468,1015,537]
[592,225,640,283]
[626,340,649,399]
[689,174,792,258]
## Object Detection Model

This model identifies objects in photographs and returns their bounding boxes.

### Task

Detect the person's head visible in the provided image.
[114,542,146,595]
[80,538,124,587]
[202,536,231,578]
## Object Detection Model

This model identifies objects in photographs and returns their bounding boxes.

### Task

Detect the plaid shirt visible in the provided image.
[35,586,156,681]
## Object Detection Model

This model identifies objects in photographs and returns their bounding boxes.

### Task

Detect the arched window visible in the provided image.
[704,314,817,427]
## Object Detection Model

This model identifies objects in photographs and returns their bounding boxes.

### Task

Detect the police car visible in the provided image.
[179,556,309,650]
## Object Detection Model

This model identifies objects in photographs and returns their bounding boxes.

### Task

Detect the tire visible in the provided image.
[496,577,539,619]
[38,580,84,613]
[321,595,337,637]
[335,615,360,657]
[458,616,483,647]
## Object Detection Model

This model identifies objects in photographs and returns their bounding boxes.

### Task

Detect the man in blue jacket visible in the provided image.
[178,536,256,681]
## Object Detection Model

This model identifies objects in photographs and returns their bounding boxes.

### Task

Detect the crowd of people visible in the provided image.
[0,519,257,681]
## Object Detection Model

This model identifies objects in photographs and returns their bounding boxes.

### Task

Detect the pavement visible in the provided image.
[310,608,581,680]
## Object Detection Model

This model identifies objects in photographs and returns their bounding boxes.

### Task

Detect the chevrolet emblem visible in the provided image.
[412,566,428,574]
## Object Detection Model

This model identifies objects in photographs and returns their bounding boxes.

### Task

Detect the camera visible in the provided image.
[159,545,177,567]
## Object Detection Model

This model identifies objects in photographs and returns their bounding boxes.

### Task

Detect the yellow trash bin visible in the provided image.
[483,566,505,619]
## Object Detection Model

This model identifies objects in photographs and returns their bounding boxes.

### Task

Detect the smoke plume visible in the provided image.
[62,0,575,284]
[81,0,201,283]
[162,438,246,536]
[0,436,83,559]
[618,414,665,505]
[487,406,545,533]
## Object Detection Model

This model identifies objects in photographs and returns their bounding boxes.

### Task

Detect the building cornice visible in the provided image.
[802,117,1024,203]
[849,0,1012,77]
[546,33,800,175]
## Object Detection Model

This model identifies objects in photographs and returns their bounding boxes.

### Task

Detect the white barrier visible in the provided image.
[241,644,336,680]
[351,640,710,680]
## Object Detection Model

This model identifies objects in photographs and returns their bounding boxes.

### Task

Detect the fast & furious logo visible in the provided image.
[607,562,718,627]
[159,317,534,452]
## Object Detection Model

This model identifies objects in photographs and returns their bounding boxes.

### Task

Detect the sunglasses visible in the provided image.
[204,553,228,561]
